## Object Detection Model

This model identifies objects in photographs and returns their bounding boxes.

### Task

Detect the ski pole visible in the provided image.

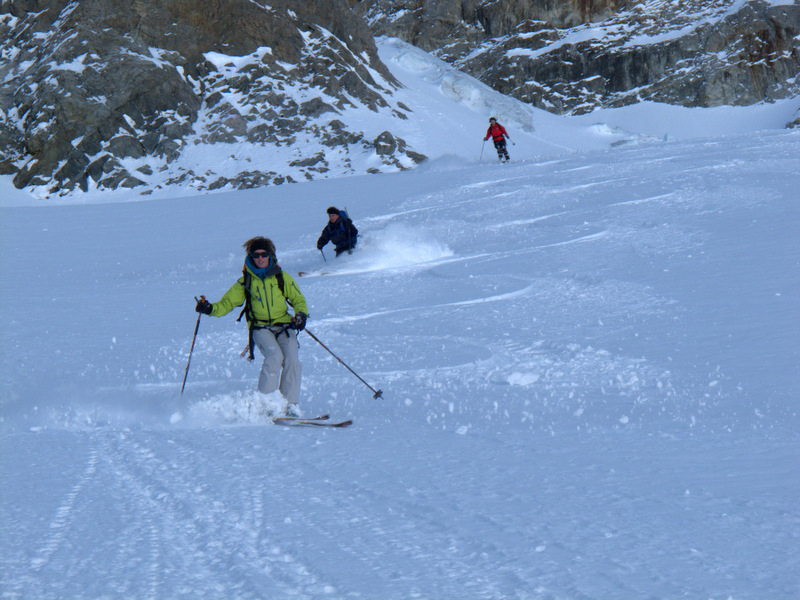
[320,248,327,262]
[181,296,204,396]
[480,139,485,162]
[304,329,383,399]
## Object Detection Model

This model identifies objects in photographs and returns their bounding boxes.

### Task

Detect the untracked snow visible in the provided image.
[1,38,799,600]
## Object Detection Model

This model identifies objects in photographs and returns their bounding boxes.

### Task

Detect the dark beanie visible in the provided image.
[243,236,275,256]
[327,206,340,215]
[251,239,272,253]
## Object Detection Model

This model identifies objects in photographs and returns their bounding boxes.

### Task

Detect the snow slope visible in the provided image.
[2,38,800,600]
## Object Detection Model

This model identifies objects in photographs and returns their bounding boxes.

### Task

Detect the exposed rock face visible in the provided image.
[2,0,797,195]
[353,0,800,114]
[0,0,425,194]
[788,108,800,128]
[354,0,630,49]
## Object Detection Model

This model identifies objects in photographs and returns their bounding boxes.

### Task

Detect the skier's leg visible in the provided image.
[494,140,503,160]
[274,329,302,407]
[253,328,283,394]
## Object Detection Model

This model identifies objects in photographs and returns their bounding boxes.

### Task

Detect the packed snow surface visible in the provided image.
[2,37,799,600]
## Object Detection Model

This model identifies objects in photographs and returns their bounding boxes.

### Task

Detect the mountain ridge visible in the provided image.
[1,0,798,197]
[1,0,422,195]
[355,0,800,113]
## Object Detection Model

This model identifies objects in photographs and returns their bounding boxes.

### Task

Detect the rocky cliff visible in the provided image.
[353,0,800,114]
[2,0,798,196]
[0,0,424,195]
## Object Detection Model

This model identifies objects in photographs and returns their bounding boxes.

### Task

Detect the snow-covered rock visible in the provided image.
[0,0,424,195]
[357,0,800,114]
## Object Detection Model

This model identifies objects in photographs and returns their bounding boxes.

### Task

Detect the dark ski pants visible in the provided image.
[334,242,356,256]
[493,139,509,161]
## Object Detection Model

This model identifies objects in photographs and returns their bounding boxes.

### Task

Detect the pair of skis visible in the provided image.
[272,413,353,428]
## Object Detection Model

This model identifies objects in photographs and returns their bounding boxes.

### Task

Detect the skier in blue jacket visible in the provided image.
[317,206,358,256]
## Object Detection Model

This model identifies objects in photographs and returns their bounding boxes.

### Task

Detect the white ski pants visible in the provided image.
[252,326,301,405]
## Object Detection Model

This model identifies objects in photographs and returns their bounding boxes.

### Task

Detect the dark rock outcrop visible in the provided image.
[354,0,800,114]
[0,0,425,194]
[3,0,797,196]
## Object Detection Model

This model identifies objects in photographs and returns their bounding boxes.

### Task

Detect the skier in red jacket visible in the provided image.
[484,117,510,162]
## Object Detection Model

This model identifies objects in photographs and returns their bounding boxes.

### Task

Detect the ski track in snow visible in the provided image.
[29,448,99,572]
[7,431,341,599]
[4,428,798,599]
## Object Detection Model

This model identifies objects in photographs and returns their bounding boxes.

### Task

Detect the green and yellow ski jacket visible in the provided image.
[211,261,308,326]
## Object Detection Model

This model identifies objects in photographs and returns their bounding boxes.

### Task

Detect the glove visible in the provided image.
[195,297,213,315]
[317,242,325,250]
[291,312,307,331]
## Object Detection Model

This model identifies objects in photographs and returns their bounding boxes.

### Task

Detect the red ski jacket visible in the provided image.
[485,122,508,142]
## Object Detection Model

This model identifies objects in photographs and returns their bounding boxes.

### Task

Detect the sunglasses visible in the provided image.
[252,251,270,259]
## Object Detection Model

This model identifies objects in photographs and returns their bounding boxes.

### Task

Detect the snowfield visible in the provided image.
[2,37,799,600]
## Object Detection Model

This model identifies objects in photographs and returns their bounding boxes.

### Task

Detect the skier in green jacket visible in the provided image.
[196,237,309,416]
